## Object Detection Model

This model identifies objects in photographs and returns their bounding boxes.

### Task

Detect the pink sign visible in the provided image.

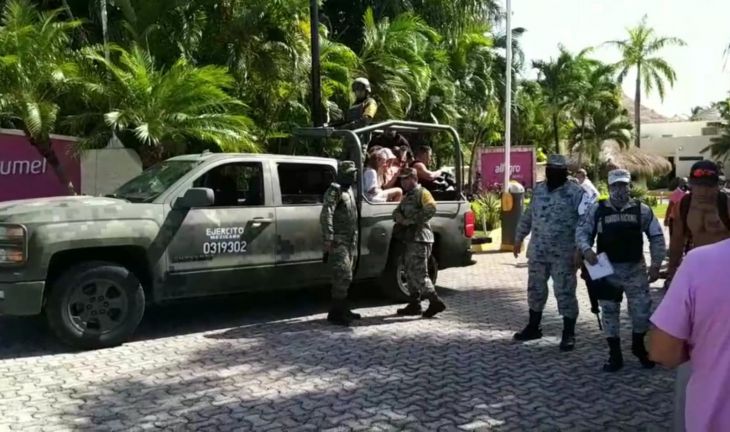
[478,147,535,189]
[0,131,81,202]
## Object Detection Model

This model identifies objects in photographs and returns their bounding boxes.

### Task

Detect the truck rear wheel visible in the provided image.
[380,243,439,302]
[46,261,145,350]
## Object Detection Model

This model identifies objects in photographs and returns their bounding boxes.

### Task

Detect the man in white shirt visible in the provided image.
[576,169,600,216]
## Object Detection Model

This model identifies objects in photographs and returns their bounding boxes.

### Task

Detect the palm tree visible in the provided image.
[0,0,82,194]
[359,8,440,119]
[702,98,730,160]
[571,103,633,176]
[571,60,619,165]
[604,15,685,148]
[533,46,587,154]
[74,44,256,165]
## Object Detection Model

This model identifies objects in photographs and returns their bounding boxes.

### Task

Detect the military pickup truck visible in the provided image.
[0,121,474,349]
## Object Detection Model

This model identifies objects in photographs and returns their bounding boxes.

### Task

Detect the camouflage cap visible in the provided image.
[547,154,567,168]
[608,169,631,185]
[398,167,418,179]
[338,160,357,174]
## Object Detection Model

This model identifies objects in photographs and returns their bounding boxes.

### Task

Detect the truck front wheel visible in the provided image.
[46,261,145,350]
[380,243,439,302]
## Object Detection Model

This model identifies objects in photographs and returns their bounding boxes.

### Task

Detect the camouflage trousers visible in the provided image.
[404,241,436,298]
[527,259,578,319]
[330,238,357,300]
[599,263,652,338]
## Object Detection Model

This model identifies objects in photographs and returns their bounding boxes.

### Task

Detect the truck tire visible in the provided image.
[45,261,145,350]
[380,242,439,302]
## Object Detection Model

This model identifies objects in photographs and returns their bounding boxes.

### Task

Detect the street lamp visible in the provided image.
[503,0,512,191]
[309,0,323,127]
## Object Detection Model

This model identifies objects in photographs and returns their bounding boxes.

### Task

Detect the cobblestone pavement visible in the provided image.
[0,252,674,432]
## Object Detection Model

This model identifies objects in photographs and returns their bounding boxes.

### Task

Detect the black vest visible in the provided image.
[595,200,643,263]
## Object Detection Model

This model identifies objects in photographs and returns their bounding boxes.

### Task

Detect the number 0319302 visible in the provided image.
[203,241,248,255]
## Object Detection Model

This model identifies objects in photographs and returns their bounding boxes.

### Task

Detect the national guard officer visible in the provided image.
[513,154,584,351]
[576,169,666,372]
[320,161,360,326]
[393,168,446,318]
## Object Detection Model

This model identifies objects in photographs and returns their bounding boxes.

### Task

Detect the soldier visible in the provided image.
[344,77,378,129]
[393,168,446,318]
[513,154,584,351]
[320,161,361,326]
[576,169,665,372]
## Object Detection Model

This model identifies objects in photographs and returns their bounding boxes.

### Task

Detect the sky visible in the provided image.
[507,0,730,118]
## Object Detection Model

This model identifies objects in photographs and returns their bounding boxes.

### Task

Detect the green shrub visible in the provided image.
[471,192,502,231]
[630,185,648,200]
[643,195,659,207]
[647,175,670,190]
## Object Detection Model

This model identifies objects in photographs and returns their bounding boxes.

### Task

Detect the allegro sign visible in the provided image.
[0,130,81,202]
[477,146,535,189]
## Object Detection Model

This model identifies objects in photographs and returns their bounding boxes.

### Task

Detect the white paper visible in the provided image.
[584,252,614,280]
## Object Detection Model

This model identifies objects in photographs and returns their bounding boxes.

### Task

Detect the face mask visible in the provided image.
[546,167,568,191]
[609,184,630,207]
[338,171,356,188]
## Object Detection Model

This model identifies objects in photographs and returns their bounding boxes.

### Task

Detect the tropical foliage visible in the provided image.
[604,15,686,148]
[0,0,689,187]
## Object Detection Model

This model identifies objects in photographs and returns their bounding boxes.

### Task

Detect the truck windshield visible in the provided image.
[109,160,198,202]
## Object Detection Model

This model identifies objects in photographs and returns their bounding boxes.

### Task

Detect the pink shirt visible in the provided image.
[650,238,730,432]
[668,187,688,219]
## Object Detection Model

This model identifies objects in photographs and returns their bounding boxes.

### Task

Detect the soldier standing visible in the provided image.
[513,154,584,351]
[576,169,666,372]
[393,168,446,318]
[320,161,361,326]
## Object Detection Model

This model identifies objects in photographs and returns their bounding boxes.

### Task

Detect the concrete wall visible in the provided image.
[640,120,727,178]
[80,148,143,196]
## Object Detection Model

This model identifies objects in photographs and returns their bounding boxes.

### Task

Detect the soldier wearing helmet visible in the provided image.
[345,77,378,129]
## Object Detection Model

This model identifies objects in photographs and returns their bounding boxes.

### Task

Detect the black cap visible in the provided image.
[689,160,720,185]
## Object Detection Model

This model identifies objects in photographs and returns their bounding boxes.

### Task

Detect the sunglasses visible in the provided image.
[692,168,717,178]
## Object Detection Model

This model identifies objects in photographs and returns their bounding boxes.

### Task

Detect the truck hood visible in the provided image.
[0,195,163,224]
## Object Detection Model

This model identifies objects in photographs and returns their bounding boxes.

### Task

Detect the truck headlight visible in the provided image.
[0,224,27,265]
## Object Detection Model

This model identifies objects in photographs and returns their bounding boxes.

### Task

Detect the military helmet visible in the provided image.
[352,77,372,93]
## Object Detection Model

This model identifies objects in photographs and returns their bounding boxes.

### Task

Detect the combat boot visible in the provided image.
[327,300,353,326]
[343,300,361,320]
[397,294,422,316]
[513,309,543,341]
[559,317,576,352]
[632,332,656,369]
[602,337,624,372]
[422,293,446,318]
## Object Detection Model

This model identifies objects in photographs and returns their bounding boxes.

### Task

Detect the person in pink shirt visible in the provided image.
[649,238,730,432]
[664,177,688,236]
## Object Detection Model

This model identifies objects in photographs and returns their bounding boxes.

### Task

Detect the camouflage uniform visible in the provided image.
[515,180,584,318]
[576,169,666,372]
[513,154,583,351]
[320,161,359,324]
[393,168,446,318]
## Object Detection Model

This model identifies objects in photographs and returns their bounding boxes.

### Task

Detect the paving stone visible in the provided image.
[0,249,674,430]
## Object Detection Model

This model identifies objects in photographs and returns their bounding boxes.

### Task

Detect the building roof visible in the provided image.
[621,94,674,124]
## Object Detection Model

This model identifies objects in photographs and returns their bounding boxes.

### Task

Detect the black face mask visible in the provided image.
[546,167,568,191]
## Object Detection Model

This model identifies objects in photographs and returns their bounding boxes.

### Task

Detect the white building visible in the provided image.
[624,97,727,178]
[641,119,725,178]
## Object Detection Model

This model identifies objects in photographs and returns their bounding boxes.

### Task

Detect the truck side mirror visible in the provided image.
[173,187,215,209]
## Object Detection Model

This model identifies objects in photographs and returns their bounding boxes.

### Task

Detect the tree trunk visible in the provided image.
[577,117,586,167]
[635,64,641,148]
[27,132,77,196]
[552,112,560,154]
[467,129,485,194]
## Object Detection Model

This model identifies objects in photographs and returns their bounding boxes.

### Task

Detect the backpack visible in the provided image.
[679,191,730,251]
